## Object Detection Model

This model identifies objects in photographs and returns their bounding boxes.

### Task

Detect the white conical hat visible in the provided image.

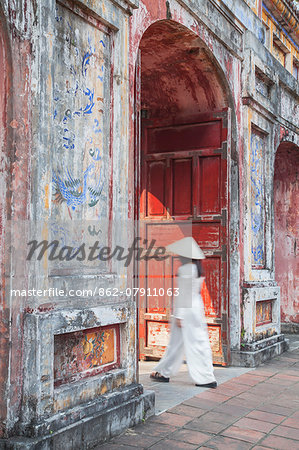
[166,237,205,259]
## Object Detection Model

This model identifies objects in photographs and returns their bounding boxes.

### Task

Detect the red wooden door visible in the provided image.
[139,111,230,365]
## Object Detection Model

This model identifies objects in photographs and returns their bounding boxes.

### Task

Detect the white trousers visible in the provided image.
[154,315,216,385]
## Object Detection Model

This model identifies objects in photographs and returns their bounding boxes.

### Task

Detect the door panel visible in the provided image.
[192,223,220,248]
[200,156,221,214]
[139,112,230,364]
[202,257,222,318]
[146,222,192,245]
[147,121,222,153]
[173,159,192,215]
[147,160,166,216]
[146,257,167,314]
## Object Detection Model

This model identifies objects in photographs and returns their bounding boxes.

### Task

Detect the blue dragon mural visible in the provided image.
[52,164,104,210]
[52,18,107,211]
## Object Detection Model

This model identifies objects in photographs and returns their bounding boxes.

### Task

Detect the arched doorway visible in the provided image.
[136,20,231,365]
[274,142,299,333]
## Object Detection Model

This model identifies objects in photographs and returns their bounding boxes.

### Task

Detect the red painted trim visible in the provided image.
[0,6,14,436]
[108,33,115,270]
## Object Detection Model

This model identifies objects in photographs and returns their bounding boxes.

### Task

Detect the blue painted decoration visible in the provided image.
[250,132,265,267]
[53,9,107,211]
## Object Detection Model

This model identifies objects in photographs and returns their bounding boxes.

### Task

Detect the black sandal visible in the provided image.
[150,372,170,382]
[195,381,217,389]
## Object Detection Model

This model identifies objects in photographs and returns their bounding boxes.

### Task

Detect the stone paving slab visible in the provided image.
[97,347,299,449]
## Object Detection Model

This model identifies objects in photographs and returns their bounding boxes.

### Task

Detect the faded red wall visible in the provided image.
[0,4,31,435]
[274,143,299,325]
[0,11,11,437]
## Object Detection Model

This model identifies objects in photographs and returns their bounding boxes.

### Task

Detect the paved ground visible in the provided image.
[139,334,299,414]
[139,361,252,414]
[98,338,299,449]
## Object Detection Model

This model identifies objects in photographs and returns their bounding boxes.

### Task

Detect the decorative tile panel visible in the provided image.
[256,300,273,326]
[208,325,221,354]
[250,130,266,268]
[54,324,120,387]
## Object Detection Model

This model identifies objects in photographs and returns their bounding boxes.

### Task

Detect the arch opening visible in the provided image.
[139,20,228,125]
[137,20,232,364]
[274,142,299,332]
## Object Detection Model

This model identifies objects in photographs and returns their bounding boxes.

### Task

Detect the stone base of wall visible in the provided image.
[231,334,289,367]
[0,384,155,450]
[281,323,299,334]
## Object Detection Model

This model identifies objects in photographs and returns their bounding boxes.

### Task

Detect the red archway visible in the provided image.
[274,142,299,332]
[136,20,231,365]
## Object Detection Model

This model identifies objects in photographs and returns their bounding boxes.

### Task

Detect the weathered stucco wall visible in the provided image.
[0,0,298,445]
[274,142,299,327]
[0,0,32,437]
[238,14,298,362]
[0,0,154,443]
